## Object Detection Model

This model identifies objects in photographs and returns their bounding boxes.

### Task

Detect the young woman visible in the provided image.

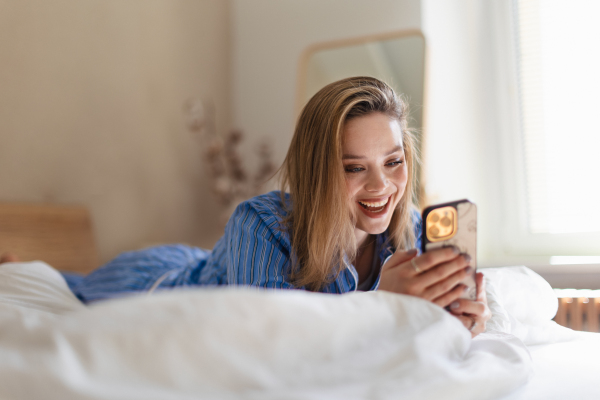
[61,76,490,336]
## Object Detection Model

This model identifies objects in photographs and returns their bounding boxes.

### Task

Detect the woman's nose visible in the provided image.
[364,169,388,192]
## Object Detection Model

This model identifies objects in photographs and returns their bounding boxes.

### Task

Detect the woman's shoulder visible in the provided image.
[226,191,292,247]
[238,191,291,219]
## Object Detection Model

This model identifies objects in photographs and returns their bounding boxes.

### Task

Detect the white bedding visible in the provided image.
[0,262,598,399]
[483,267,600,400]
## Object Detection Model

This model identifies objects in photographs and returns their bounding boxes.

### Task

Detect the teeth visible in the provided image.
[358,198,389,207]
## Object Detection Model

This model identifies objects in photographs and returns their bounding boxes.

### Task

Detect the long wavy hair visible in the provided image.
[280,76,418,291]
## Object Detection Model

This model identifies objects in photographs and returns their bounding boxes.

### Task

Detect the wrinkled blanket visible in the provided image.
[0,262,544,400]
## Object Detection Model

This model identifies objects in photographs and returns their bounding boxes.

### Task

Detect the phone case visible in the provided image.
[421,199,477,301]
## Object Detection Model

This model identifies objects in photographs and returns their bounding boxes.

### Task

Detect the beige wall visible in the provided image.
[0,0,231,264]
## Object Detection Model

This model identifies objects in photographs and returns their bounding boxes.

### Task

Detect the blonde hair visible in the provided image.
[280,76,418,291]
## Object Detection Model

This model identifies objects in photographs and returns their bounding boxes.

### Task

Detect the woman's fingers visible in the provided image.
[421,266,473,301]
[378,249,422,294]
[381,248,418,271]
[475,272,486,301]
[410,246,461,274]
[431,284,467,308]
[379,248,479,317]
[453,314,484,337]
[448,298,485,316]
[455,314,474,331]
[449,296,491,338]
[418,254,471,288]
[380,248,491,339]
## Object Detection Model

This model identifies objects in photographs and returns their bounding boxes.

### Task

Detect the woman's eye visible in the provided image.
[344,166,364,173]
[386,159,404,167]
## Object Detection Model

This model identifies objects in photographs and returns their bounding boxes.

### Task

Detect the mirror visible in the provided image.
[298,31,426,205]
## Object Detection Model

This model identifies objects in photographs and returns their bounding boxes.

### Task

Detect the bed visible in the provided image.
[1,260,599,400]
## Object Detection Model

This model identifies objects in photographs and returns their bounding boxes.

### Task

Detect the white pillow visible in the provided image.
[0,261,85,314]
[483,266,577,345]
[483,266,557,323]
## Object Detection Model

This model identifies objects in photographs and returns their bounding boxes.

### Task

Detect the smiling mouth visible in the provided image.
[358,197,390,213]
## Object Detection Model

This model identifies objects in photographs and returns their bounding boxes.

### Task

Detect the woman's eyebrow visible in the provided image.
[342,145,403,160]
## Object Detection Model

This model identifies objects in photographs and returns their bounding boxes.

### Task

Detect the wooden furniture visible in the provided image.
[0,203,98,274]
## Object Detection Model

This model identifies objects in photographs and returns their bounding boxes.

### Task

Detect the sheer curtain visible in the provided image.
[515,0,600,235]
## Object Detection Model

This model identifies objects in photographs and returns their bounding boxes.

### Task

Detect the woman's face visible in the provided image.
[342,112,408,240]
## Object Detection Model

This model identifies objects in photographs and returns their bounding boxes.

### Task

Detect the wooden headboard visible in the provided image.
[0,203,99,274]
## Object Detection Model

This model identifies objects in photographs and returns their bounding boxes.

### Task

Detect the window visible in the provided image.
[505,0,600,259]
[515,0,600,235]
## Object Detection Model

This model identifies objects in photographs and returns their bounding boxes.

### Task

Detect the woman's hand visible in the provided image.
[448,272,491,338]
[378,247,473,308]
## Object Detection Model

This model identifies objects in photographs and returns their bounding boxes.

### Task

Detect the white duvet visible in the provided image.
[0,262,596,399]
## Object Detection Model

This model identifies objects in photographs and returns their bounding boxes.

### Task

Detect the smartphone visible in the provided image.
[421,199,477,301]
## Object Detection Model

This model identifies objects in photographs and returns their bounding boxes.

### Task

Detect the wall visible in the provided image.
[421,0,507,267]
[230,0,421,172]
[0,0,231,264]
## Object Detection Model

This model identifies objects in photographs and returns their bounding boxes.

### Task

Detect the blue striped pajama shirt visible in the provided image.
[66,191,422,303]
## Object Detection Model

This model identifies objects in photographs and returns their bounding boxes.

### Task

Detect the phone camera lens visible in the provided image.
[440,217,452,227]
[430,214,440,223]
[429,226,440,236]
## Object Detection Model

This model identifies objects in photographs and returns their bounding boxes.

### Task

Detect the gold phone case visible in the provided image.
[422,199,477,301]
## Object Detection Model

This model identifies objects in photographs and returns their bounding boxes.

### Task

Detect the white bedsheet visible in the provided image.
[0,262,597,399]
[504,333,600,400]
[482,266,600,399]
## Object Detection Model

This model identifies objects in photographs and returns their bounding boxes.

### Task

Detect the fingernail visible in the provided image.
[406,248,417,256]
[463,254,471,263]
[463,285,470,292]
[450,301,460,309]
[465,266,473,274]
[452,246,460,254]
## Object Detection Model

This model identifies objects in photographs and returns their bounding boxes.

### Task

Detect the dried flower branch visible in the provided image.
[184,99,276,210]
